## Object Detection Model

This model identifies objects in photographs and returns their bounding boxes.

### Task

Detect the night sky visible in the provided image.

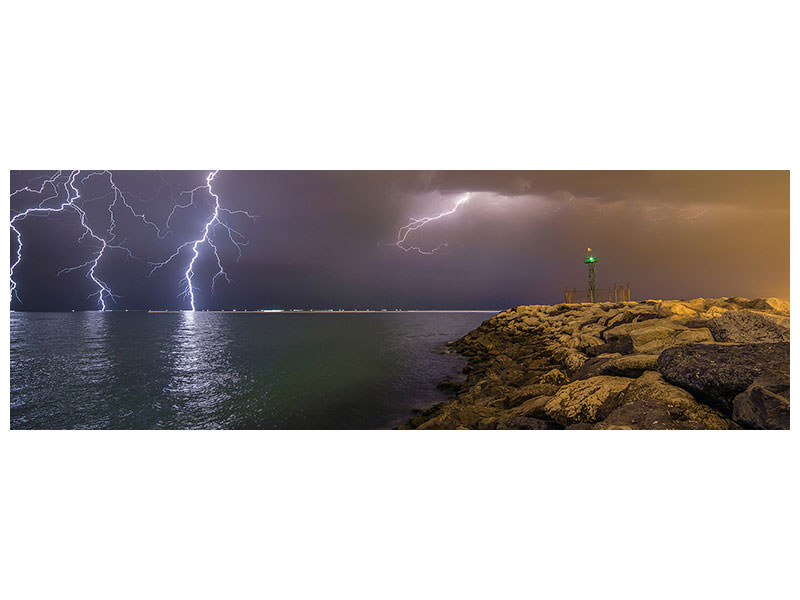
[9,170,789,311]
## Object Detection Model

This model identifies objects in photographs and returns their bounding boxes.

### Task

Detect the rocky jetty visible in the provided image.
[404,297,790,430]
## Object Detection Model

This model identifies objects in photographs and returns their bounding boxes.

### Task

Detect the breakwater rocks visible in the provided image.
[405,297,790,430]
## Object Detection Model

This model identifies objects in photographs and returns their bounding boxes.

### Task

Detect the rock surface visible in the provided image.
[596,371,734,430]
[732,370,790,430]
[544,376,632,425]
[401,297,790,430]
[707,310,790,343]
[603,319,714,354]
[601,354,659,378]
[656,342,789,414]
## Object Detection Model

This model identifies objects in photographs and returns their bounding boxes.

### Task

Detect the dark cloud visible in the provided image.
[383,170,789,209]
[10,170,789,311]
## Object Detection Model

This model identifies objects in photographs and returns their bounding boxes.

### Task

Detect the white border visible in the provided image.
[2,2,797,599]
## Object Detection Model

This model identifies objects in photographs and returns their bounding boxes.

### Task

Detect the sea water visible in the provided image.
[10,311,493,429]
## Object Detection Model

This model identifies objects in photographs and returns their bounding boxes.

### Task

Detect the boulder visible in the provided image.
[756,312,791,330]
[571,354,622,380]
[564,350,587,371]
[604,319,713,354]
[745,297,790,315]
[596,371,733,429]
[602,321,639,341]
[405,402,447,428]
[632,313,660,323]
[604,310,636,328]
[699,306,728,319]
[684,319,712,329]
[495,366,531,387]
[601,353,659,378]
[512,394,553,420]
[576,334,605,352]
[725,297,751,308]
[656,342,790,414]
[732,370,790,430]
[725,297,790,315]
[602,318,665,342]
[539,368,570,387]
[437,377,465,393]
[544,376,632,425]
[629,323,713,354]
[707,310,790,343]
[657,300,702,318]
[550,346,587,371]
[416,404,495,429]
[495,416,553,430]
[577,313,604,328]
[521,316,542,328]
[586,336,634,357]
[499,383,559,409]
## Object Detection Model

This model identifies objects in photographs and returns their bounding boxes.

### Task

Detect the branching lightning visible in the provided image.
[10,170,255,311]
[82,170,166,240]
[148,170,255,311]
[10,170,135,310]
[394,193,471,254]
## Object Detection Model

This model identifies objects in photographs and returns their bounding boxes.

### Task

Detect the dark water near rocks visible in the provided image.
[10,311,493,429]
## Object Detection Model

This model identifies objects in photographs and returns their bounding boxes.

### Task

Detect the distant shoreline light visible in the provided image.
[143,309,501,314]
[11,308,502,314]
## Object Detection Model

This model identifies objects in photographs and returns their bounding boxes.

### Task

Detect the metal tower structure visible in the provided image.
[584,248,598,303]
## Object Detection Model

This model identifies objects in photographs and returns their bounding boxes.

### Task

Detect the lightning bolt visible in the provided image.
[10,171,135,310]
[148,170,255,311]
[10,171,64,303]
[11,170,256,312]
[394,193,471,254]
[81,170,166,240]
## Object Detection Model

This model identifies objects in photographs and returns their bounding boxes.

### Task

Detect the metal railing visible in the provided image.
[563,283,631,304]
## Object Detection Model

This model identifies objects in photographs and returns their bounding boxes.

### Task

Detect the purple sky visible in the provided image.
[9,170,789,311]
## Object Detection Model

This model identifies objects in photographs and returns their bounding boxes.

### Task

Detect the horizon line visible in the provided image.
[11,308,504,314]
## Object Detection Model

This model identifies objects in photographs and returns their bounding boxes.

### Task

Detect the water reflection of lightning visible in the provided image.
[148,170,255,311]
[10,171,135,309]
[395,193,471,254]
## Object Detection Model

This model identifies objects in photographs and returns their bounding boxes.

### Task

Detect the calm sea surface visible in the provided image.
[10,311,493,429]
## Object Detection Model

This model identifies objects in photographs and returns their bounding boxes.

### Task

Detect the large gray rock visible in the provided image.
[707,310,790,343]
[732,371,790,430]
[656,342,790,414]
[596,371,734,429]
